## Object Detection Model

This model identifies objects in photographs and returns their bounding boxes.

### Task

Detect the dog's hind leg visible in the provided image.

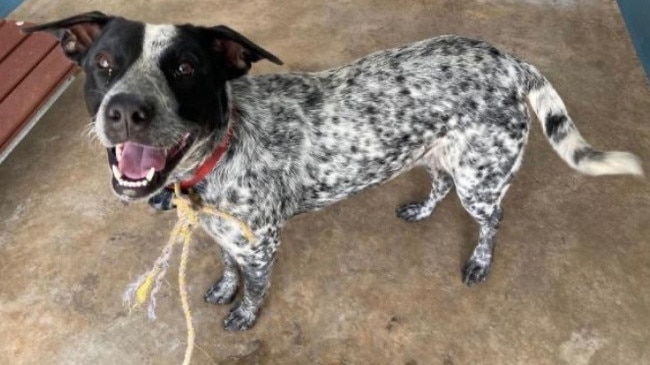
[459,198,504,287]
[205,248,240,305]
[454,136,526,285]
[148,189,176,210]
[223,233,279,331]
[397,169,453,222]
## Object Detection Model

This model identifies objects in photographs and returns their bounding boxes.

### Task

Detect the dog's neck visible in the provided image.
[172,77,276,193]
[177,123,234,190]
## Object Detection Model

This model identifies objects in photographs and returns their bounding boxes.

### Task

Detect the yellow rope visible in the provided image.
[124,184,255,365]
[178,217,195,365]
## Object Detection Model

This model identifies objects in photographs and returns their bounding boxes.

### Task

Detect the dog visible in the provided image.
[24,11,643,331]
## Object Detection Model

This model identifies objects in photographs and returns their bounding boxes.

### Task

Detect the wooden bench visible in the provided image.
[0,19,79,164]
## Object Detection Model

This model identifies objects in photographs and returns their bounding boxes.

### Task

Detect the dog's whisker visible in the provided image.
[79,122,102,148]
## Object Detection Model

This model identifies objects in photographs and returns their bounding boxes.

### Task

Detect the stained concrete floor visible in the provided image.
[1,0,649,364]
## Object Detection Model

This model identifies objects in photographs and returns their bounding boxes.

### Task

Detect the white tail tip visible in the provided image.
[577,151,644,177]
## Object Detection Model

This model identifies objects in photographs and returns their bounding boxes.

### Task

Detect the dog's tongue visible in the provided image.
[118,142,166,179]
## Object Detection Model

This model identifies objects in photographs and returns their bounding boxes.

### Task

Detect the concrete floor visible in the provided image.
[2,1,649,364]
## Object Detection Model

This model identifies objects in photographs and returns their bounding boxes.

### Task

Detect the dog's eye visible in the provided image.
[177,62,194,77]
[95,52,112,70]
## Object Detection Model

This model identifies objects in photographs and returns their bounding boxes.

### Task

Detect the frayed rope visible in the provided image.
[123,184,254,365]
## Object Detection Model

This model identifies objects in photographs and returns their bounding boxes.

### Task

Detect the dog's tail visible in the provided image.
[523,65,643,177]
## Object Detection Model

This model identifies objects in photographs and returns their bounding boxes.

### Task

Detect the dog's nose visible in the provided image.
[105,94,153,128]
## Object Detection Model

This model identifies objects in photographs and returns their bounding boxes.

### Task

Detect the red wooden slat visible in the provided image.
[0,47,77,150]
[0,31,57,102]
[0,21,29,63]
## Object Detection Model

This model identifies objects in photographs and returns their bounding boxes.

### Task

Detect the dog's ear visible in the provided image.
[22,11,113,65]
[208,25,283,79]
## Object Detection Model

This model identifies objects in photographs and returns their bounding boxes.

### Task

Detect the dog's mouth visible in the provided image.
[107,133,193,199]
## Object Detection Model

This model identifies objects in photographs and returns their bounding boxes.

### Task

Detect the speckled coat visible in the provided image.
[25,13,643,331]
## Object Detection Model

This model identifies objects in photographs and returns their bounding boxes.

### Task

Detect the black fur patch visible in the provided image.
[573,147,605,164]
[545,112,567,141]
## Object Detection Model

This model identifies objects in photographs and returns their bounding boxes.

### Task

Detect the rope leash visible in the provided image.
[123,184,255,365]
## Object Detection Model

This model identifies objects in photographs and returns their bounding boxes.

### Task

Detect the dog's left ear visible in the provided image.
[208,25,283,79]
[21,11,113,65]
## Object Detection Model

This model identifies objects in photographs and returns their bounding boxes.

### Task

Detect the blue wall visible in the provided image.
[617,0,650,80]
[0,0,23,17]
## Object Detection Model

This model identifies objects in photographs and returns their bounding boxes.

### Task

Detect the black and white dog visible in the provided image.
[25,12,643,331]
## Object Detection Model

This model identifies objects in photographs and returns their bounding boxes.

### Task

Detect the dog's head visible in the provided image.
[23,12,282,200]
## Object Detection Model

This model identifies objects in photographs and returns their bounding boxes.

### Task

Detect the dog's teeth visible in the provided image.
[146,167,155,181]
[112,165,122,179]
[116,144,123,162]
[115,176,148,188]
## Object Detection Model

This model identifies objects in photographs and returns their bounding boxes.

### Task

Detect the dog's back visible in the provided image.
[229,35,641,214]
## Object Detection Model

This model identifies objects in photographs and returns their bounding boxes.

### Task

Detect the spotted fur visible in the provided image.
[25,13,644,331]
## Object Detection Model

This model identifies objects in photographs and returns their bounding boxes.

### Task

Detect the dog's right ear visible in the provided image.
[22,11,113,65]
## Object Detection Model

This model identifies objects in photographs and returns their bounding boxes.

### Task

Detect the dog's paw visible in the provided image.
[462,259,491,287]
[223,305,257,331]
[148,189,176,211]
[396,202,433,222]
[205,277,238,305]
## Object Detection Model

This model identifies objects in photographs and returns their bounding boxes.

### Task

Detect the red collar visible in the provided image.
[177,126,234,190]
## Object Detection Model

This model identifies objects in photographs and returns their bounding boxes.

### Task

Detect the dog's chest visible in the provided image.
[199,211,254,258]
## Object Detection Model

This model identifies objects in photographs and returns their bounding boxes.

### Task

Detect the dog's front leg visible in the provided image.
[223,232,279,331]
[205,248,240,305]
